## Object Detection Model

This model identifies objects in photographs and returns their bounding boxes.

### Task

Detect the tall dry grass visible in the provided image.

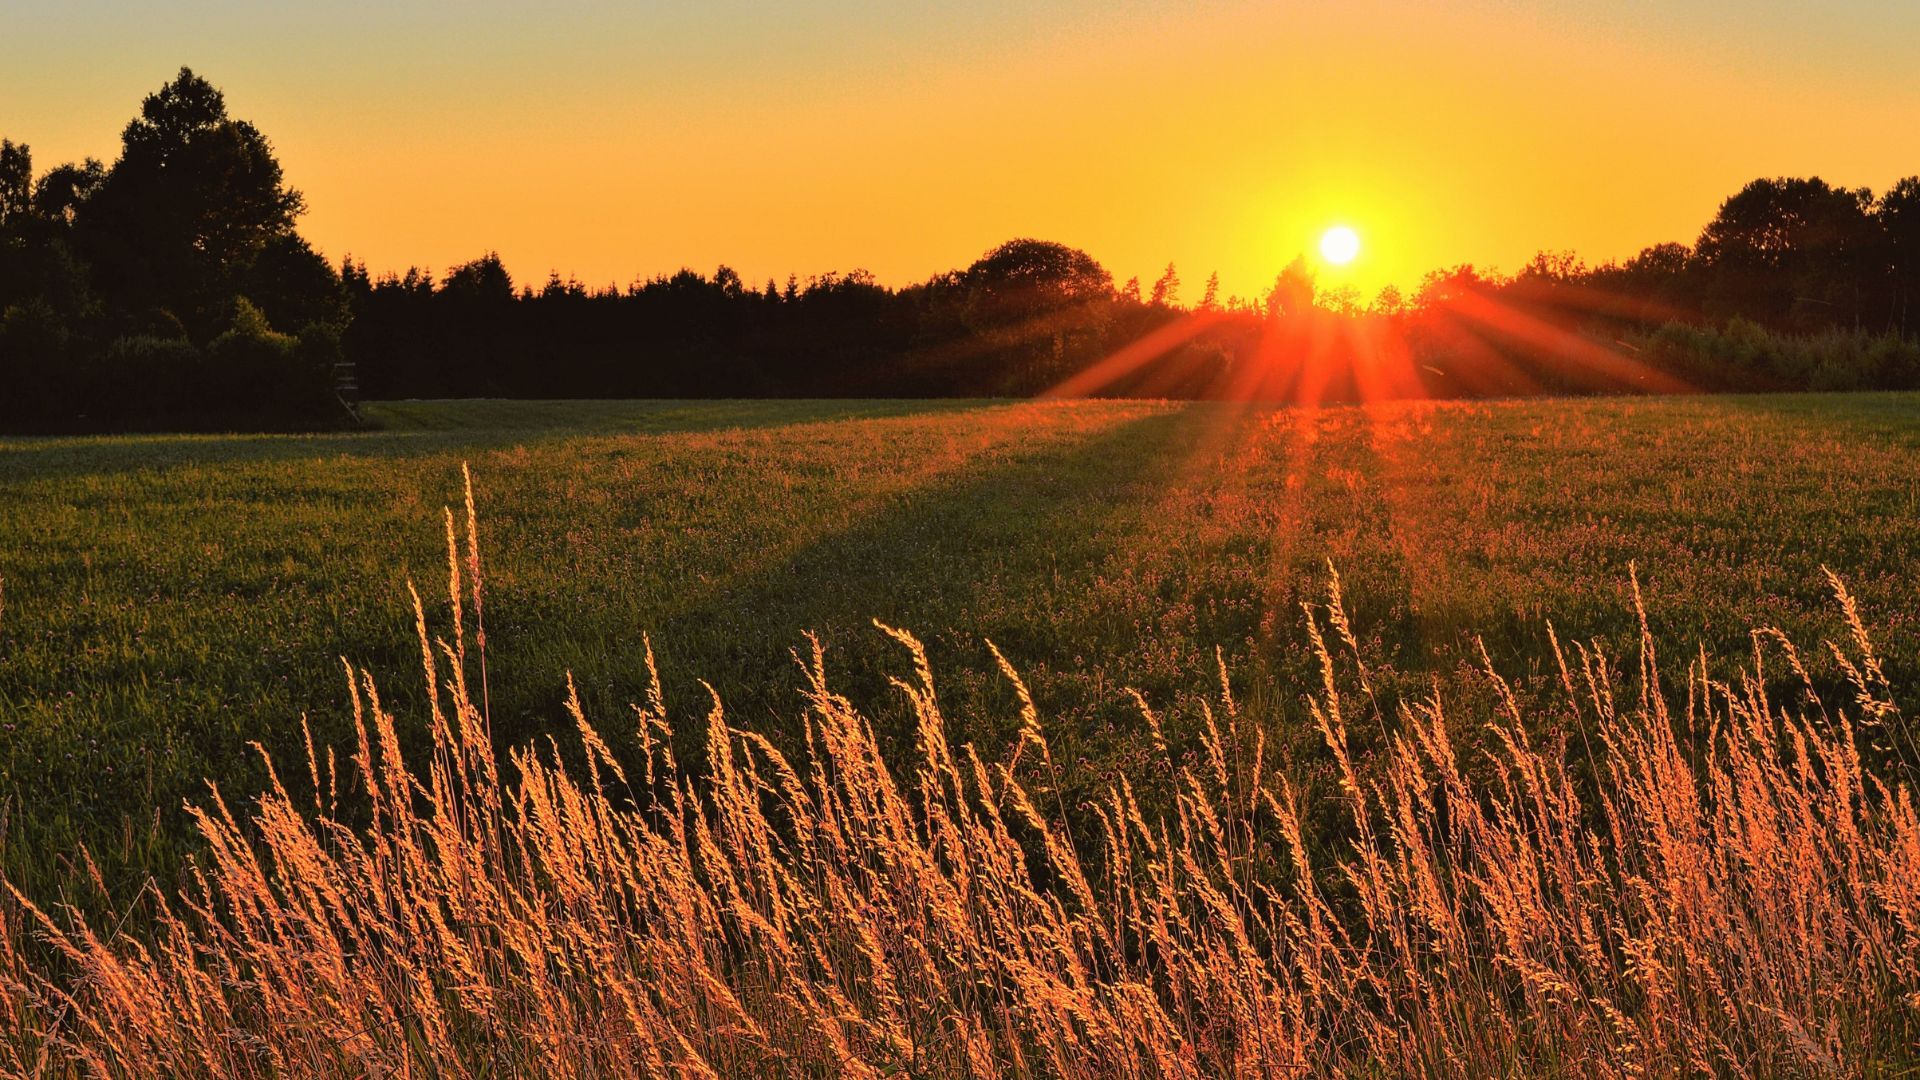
[1,472,1916,1078]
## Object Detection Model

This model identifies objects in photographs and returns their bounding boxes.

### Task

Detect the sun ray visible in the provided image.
[1042,310,1228,399]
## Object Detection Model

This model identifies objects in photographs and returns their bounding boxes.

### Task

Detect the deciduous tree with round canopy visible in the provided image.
[77,67,320,335]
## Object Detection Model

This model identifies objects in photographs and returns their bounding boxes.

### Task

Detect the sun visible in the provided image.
[1320,225,1361,266]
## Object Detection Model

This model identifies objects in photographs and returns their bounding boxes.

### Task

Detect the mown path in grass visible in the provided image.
[1,394,1917,886]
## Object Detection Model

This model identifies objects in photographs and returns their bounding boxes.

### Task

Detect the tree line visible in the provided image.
[3,69,1917,431]
[1,70,345,431]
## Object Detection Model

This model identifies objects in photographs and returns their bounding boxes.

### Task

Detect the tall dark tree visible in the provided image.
[962,239,1113,393]
[964,239,1112,310]
[1695,177,1880,329]
[442,253,516,303]
[0,69,350,430]
[0,141,31,228]
[1149,262,1180,308]
[1268,257,1317,317]
[1198,271,1220,312]
[30,159,105,226]
[76,67,311,335]
[1879,177,1920,336]
[246,234,346,333]
[0,140,99,414]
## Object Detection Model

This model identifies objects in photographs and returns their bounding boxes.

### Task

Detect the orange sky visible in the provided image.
[5,1,1918,302]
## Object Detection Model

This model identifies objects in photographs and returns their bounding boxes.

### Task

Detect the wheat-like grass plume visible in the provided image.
[1,478,1915,1078]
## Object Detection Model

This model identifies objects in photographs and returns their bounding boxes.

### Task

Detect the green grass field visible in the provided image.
[3,394,1919,884]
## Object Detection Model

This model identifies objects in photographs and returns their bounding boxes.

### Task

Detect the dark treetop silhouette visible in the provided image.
[2,70,1917,432]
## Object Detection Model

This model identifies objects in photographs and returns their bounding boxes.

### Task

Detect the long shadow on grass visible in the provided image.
[0,398,993,484]
[529,405,1210,768]
[0,400,1004,863]
[1708,390,1920,446]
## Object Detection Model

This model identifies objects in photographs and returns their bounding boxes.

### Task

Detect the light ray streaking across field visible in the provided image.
[2,395,1918,892]
[1038,277,1702,406]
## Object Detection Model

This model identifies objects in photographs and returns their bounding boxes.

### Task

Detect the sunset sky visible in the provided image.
[6,0,1918,302]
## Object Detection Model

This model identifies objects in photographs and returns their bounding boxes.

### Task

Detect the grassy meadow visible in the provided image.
[2,393,1918,884]
[4,393,1920,1074]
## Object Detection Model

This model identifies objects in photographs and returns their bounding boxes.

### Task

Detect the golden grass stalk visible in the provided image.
[1,477,1915,1078]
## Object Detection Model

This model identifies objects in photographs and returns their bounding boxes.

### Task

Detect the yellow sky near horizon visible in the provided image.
[4,0,1918,303]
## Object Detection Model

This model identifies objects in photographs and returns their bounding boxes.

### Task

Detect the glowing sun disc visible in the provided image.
[1320,225,1361,266]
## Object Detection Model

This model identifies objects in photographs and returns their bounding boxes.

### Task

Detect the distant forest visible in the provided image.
[3,69,1918,431]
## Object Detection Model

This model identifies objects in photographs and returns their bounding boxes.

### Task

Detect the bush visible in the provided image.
[1,296,347,432]
[1805,329,1920,391]
[203,297,342,422]
[86,334,205,422]
[1636,318,1920,392]
[0,298,71,423]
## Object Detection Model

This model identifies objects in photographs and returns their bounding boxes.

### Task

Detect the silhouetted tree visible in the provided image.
[961,239,1113,394]
[77,68,312,337]
[30,159,105,226]
[965,239,1112,308]
[0,69,348,430]
[0,141,30,227]
[1149,263,1180,308]
[1880,177,1920,336]
[442,253,515,303]
[1413,264,1491,311]
[1519,250,1585,283]
[14,77,1920,429]
[1268,257,1315,317]
[1695,177,1880,329]
[247,234,345,333]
